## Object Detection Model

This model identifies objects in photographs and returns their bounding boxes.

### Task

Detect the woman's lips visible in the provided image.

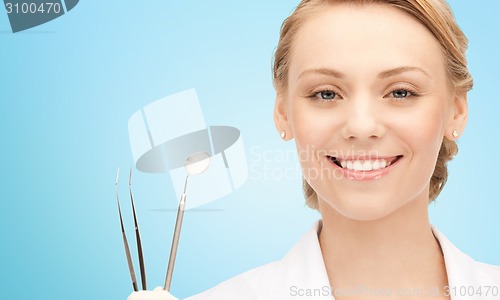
[326,155,402,180]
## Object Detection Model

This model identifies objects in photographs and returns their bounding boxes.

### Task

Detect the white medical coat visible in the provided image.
[186,221,500,299]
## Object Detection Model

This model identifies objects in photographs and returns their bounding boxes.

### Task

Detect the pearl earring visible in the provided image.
[452,130,459,138]
[280,130,286,139]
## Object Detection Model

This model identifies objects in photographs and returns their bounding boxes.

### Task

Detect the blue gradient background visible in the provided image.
[1,1,499,299]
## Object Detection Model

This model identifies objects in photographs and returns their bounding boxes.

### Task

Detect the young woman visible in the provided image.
[129,0,500,299]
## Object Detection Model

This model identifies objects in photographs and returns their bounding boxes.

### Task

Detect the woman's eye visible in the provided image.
[320,91,336,99]
[390,89,412,99]
[310,90,338,101]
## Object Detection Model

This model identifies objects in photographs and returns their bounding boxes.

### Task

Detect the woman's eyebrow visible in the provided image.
[378,66,431,79]
[299,68,345,79]
[298,66,430,80]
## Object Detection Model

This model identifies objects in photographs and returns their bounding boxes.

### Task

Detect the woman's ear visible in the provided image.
[274,91,293,140]
[446,92,468,140]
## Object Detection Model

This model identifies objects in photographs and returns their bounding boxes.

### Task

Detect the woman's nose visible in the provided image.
[340,95,385,141]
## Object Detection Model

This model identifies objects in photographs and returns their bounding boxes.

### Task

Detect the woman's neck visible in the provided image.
[318,195,449,299]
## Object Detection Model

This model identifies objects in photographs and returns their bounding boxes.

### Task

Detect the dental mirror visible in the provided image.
[164,151,211,291]
[185,151,211,176]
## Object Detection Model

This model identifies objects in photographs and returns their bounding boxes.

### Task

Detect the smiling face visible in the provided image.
[274,3,467,221]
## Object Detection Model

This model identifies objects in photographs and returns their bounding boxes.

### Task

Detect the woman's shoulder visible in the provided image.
[431,225,500,287]
[474,261,500,281]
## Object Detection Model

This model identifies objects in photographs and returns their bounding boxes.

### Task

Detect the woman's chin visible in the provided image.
[319,196,406,222]
[338,208,395,222]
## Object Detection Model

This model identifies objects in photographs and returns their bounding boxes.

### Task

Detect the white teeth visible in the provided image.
[380,160,387,168]
[362,161,372,171]
[334,158,396,171]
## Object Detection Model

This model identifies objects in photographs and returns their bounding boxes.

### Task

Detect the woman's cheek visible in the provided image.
[407,103,446,152]
[292,104,337,147]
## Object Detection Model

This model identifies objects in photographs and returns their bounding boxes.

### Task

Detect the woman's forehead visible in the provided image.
[288,3,446,81]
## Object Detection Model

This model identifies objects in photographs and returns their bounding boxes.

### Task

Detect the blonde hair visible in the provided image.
[273,0,473,209]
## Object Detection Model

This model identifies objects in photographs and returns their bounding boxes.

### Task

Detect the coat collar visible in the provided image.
[272,220,332,299]
[276,220,497,299]
[430,225,499,299]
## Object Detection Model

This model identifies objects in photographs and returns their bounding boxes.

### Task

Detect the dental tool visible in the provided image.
[115,167,139,291]
[129,168,147,290]
[164,152,211,291]
[115,167,147,291]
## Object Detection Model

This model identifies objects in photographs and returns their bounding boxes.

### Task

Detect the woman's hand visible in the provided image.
[127,287,178,300]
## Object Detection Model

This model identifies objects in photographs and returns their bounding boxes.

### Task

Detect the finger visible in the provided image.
[127,291,149,300]
[127,291,140,300]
